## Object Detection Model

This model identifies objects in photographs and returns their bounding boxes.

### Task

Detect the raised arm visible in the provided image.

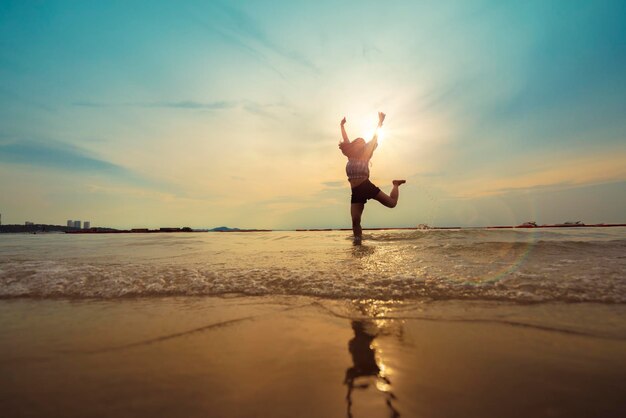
[340,117,349,144]
[364,112,386,158]
[370,112,385,142]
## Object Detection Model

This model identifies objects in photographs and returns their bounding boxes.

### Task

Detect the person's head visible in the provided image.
[339,137,366,158]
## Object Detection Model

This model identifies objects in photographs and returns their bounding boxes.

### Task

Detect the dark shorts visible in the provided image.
[351,179,381,204]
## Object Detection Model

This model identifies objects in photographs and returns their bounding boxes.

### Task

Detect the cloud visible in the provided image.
[242,101,279,119]
[447,151,626,198]
[0,137,190,199]
[71,101,110,108]
[321,181,344,188]
[72,99,283,117]
[189,1,318,77]
[0,138,123,173]
[197,22,287,79]
[155,100,238,110]
[214,1,318,72]
[72,100,238,110]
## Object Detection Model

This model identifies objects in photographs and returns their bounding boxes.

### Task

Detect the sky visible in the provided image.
[0,0,625,229]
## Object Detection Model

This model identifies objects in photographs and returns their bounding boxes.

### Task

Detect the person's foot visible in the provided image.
[353,236,362,246]
[392,180,406,186]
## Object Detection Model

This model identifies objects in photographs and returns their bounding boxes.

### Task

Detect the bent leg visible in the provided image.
[351,203,365,243]
[374,186,399,208]
[374,180,405,208]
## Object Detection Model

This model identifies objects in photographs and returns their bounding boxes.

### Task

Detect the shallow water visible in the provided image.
[0,228,625,302]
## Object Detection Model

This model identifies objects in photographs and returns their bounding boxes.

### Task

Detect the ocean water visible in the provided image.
[0,228,624,303]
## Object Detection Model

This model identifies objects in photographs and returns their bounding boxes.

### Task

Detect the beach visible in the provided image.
[1,229,625,417]
[1,297,625,418]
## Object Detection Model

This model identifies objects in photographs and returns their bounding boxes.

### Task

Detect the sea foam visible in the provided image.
[0,229,624,302]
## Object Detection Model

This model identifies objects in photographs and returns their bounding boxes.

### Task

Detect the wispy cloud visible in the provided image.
[198,21,287,79]
[72,100,238,110]
[189,1,318,77]
[0,138,123,173]
[0,137,184,196]
[214,1,318,72]
[0,87,56,112]
[72,99,284,118]
[447,151,626,198]
[321,181,344,188]
[153,100,239,110]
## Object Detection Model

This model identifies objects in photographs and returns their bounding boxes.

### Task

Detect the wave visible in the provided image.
[1,229,624,303]
[0,259,623,303]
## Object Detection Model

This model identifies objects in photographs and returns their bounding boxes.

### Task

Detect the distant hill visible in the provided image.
[209,226,241,232]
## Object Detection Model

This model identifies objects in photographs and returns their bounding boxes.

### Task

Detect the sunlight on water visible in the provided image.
[0,228,624,302]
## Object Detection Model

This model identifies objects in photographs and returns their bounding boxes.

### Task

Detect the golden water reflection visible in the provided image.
[344,301,402,418]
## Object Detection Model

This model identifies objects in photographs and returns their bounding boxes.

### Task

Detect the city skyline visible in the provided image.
[0,0,625,229]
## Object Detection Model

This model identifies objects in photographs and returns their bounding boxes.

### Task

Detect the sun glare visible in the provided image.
[363,127,385,144]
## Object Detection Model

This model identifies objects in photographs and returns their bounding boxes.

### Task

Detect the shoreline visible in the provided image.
[64,223,626,233]
[0,223,624,234]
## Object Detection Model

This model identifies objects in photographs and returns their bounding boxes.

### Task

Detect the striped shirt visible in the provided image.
[346,159,370,180]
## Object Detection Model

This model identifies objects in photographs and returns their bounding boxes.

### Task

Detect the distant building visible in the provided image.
[25,221,34,226]
[83,221,91,229]
[67,220,73,227]
[73,220,81,229]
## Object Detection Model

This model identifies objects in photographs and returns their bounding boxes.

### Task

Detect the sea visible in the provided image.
[1,227,624,303]
[2,228,626,418]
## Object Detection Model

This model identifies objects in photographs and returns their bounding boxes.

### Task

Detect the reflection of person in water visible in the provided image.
[344,321,400,418]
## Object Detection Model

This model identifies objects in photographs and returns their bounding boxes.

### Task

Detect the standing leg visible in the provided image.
[374,180,406,208]
[351,203,365,245]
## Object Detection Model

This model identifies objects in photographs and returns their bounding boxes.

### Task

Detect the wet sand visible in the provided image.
[0,296,625,418]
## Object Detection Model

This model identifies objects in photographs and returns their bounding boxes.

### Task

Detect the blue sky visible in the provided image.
[0,0,624,228]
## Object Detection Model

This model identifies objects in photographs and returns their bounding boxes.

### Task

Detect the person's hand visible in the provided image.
[340,117,347,126]
[378,112,386,126]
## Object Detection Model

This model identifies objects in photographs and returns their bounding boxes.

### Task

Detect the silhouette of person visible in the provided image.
[339,112,406,245]
[344,320,400,418]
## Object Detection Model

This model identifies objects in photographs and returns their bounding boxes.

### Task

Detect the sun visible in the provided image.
[363,126,385,144]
